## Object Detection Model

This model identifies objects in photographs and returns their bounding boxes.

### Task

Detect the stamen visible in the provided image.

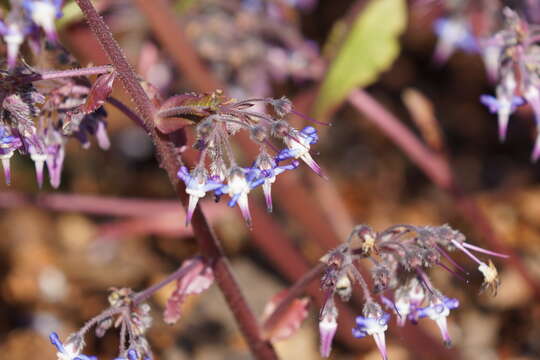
[451,239,483,265]
[415,268,435,295]
[461,242,510,258]
[291,109,332,126]
[437,261,469,283]
[435,245,469,275]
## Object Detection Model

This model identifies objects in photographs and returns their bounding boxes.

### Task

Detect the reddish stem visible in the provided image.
[348,89,453,190]
[0,191,182,216]
[107,96,148,130]
[13,65,113,85]
[348,88,540,298]
[133,259,199,305]
[73,0,277,358]
[262,262,325,333]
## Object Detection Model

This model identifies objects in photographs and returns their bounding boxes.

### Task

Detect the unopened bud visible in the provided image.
[336,273,352,301]
[271,120,290,138]
[250,124,268,143]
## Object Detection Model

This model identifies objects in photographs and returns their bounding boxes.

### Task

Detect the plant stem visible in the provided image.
[133,1,456,355]
[133,260,199,305]
[348,88,540,298]
[73,1,277,358]
[262,262,325,333]
[0,191,182,216]
[107,97,148,130]
[348,89,452,190]
[17,65,113,84]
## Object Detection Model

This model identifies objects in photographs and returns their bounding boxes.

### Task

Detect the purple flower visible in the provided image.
[223,167,255,227]
[318,297,338,358]
[417,297,459,347]
[177,166,224,226]
[22,0,61,42]
[353,305,390,360]
[0,125,23,185]
[252,152,299,211]
[392,278,426,326]
[480,93,524,141]
[44,126,66,189]
[278,126,323,176]
[0,14,29,70]
[49,332,96,360]
[433,17,477,64]
[113,349,138,360]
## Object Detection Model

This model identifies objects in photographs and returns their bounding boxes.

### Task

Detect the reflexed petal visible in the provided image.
[1,155,12,185]
[263,181,273,212]
[372,331,388,360]
[186,195,199,226]
[319,315,337,358]
[237,193,252,228]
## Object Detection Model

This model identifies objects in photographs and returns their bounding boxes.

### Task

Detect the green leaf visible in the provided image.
[313,0,406,119]
[56,1,85,30]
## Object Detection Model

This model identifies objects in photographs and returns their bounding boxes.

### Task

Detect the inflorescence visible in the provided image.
[0,63,112,188]
[479,8,540,161]
[48,257,215,360]
[318,224,507,359]
[0,0,63,70]
[49,288,153,360]
[165,91,325,227]
[1,1,113,188]
[432,3,540,161]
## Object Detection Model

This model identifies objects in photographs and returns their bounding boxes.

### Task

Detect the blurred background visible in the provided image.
[1,0,540,359]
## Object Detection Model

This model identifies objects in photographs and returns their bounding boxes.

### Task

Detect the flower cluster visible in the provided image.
[318,224,507,359]
[0,1,116,188]
[430,3,540,161]
[0,0,64,70]
[0,63,113,187]
[479,8,540,161]
[49,288,153,360]
[165,91,324,227]
[430,0,500,73]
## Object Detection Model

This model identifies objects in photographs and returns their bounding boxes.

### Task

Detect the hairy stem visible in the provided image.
[73,0,277,358]
[18,65,113,84]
